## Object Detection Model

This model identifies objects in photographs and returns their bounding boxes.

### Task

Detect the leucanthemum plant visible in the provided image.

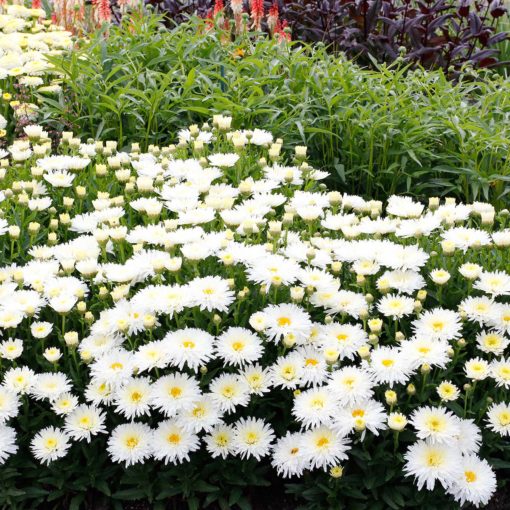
[0,4,72,139]
[0,114,509,508]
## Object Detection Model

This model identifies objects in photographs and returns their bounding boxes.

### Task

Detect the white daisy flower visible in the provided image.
[233,417,275,460]
[0,424,17,464]
[31,427,71,465]
[64,404,106,442]
[152,419,200,465]
[403,440,461,490]
[107,423,153,467]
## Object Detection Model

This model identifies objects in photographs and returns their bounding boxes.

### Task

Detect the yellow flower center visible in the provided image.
[169,387,182,398]
[44,438,57,449]
[130,391,142,402]
[125,436,139,449]
[426,452,443,467]
[167,433,181,445]
[192,406,205,418]
[245,432,259,445]
[277,317,291,327]
[426,417,445,432]
[381,359,394,367]
[464,471,477,483]
[216,433,228,447]
[431,321,444,332]
[498,411,510,426]
[316,437,330,448]
[221,386,234,398]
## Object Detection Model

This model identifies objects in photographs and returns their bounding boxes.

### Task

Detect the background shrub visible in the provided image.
[39,14,510,206]
[146,0,510,74]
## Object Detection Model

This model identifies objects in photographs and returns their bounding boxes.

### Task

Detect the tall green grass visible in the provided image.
[41,13,510,206]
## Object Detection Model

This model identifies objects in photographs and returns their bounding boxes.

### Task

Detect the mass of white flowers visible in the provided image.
[0,114,508,508]
[0,4,72,133]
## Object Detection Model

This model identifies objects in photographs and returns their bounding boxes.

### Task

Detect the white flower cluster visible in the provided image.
[0,3,72,130]
[0,116,508,507]
[0,4,72,78]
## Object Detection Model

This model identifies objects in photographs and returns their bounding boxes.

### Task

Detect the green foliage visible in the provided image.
[40,13,510,207]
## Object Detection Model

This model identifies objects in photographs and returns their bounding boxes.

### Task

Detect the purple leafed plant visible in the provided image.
[145,0,509,73]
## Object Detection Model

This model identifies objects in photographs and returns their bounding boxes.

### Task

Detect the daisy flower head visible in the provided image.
[292,387,337,429]
[454,419,482,455]
[333,400,387,437]
[403,440,461,491]
[388,412,408,431]
[204,423,236,459]
[31,427,71,465]
[410,406,461,444]
[0,338,23,360]
[30,321,53,339]
[233,417,275,460]
[84,379,114,406]
[262,303,312,345]
[151,373,201,416]
[465,357,490,381]
[51,392,79,416]
[300,426,350,470]
[474,270,510,297]
[366,346,414,387]
[107,423,153,467]
[459,263,482,281]
[486,402,510,436]
[64,404,106,442]
[412,308,462,342]
[163,328,214,371]
[489,303,510,334]
[31,372,72,401]
[113,377,153,419]
[437,381,460,402]
[400,337,450,370]
[271,432,308,478]
[89,349,134,387]
[377,293,415,319]
[327,366,374,406]
[177,395,223,433]
[209,373,250,413]
[0,424,17,464]
[447,455,497,508]
[3,366,36,395]
[0,386,20,423]
[241,364,272,395]
[133,340,171,373]
[295,346,329,387]
[270,353,304,390]
[318,322,368,361]
[152,419,200,465]
[476,330,509,356]
[379,269,425,295]
[460,296,495,326]
[187,276,235,313]
[208,153,239,167]
[491,358,510,389]
[215,327,263,367]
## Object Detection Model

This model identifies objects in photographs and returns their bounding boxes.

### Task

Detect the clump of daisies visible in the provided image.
[0,114,509,508]
[0,4,72,137]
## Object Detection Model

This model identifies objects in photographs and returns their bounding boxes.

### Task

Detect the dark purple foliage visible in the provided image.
[145,0,509,73]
